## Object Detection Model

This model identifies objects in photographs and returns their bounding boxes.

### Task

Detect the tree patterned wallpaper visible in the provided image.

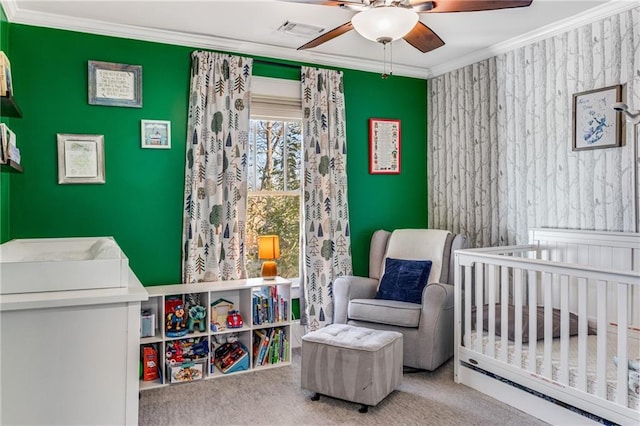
[428,7,639,248]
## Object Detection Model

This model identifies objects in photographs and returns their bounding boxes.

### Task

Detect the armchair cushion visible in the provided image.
[349,299,421,328]
[375,258,432,304]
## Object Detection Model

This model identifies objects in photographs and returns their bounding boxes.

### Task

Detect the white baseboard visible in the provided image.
[458,366,600,426]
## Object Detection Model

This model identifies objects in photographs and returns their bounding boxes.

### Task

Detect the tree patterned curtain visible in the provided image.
[300,66,353,331]
[182,51,252,283]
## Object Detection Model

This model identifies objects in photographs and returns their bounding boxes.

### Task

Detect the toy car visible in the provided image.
[226,310,244,328]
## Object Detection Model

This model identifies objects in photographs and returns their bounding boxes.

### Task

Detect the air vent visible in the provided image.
[278,21,325,37]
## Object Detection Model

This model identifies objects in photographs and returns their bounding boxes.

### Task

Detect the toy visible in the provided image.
[188,305,207,333]
[170,363,203,383]
[142,345,159,381]
[210,298,234,332]
[165,297,188,337]
[180,337,209,361]
[214,341,249,374]
[166,341,185,365]
[226,310,244,329]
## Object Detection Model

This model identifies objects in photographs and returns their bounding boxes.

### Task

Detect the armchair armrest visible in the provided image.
[333,276,379,324]
[418,282,455,370]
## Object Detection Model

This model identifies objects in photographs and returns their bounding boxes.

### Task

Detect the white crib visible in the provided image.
[454,229,640,425]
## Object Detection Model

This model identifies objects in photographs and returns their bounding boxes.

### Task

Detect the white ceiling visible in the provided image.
[3,0,635,78]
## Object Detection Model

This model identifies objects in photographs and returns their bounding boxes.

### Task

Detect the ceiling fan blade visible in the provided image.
[298,21,354,50]
[277,0,363,6]
[423,0,532,13]
[403,21,445,53]
[277,0,367,11]
[409,0,435,12]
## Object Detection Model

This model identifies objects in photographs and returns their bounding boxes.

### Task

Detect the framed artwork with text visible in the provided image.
[88,60,142,108]
[369,118,401,174]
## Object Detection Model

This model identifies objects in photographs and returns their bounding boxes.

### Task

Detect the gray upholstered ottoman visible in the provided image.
[301,324,403,412]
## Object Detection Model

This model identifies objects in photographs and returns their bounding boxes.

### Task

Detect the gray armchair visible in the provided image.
[334,229,468,371]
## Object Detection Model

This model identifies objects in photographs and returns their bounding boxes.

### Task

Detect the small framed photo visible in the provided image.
[141,120,171,149]
[57,134,105,184]
[88,60,142,108]
[572,84,622,151]
[369,118,401,174]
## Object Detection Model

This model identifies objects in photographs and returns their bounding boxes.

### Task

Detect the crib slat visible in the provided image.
[464,265,472,348]
[560,275,569,384]
[528,269,537,372]
[596,280,608,399]
[514,268,523,362]
[475,263,484,354]
[500,266,509,363]
[616,282,628,405]
[543,272,553,378]
[487,265,496,358]
[577,277,588,392]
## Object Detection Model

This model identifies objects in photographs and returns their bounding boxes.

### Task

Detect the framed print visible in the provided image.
[572,84,621,151]
[141,120,171,149]
[88,60,142,108]
[369,118,401,174]
[57,134,105,184]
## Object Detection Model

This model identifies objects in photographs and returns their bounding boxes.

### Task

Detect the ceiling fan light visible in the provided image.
[352,7,419,43]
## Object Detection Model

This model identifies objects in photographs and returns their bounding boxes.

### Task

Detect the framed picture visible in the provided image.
[141,120,171,149]
[369,118,401,174]
[572,84,622,151]
[88,60,142,108]
[57,134,105,184]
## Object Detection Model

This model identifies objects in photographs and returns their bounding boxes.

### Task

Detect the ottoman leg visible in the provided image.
[359,405,369,413]
[311,393,321,401]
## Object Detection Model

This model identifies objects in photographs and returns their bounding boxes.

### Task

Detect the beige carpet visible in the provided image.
[139,349,548,425]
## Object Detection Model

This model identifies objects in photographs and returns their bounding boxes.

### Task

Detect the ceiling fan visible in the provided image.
[280,0,533,53]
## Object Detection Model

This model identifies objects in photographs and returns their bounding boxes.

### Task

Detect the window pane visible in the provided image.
[250,120,285,191]
[285,121,302,191]
[245,194,300,279]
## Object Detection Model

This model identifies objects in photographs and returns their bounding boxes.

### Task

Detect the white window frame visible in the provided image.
[250,76,303,291]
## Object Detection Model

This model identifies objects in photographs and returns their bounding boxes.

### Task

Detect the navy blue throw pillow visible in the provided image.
[376,258,433,304]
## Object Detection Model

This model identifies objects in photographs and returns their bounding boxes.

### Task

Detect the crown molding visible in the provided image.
[2,0,634,80]
[427,0,637,78]
[0,1,430,79]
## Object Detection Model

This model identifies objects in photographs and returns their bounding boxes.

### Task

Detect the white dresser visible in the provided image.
[0,237,148,425]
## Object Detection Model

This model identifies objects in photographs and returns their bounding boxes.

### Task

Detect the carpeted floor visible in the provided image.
[139,349,548,425]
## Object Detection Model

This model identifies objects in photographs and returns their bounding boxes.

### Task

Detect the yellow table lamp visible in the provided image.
[258,235,280,279]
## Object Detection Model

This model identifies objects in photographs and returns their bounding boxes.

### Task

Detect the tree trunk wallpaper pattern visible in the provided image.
[428,7,639,248]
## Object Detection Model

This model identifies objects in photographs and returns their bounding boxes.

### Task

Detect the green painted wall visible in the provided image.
[7,23,427,285]
[0,4,11,244]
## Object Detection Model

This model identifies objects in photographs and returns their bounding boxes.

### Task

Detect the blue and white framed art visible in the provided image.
[572,84,621,151]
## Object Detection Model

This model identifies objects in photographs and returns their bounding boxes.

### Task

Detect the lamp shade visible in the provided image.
[351,6,419,43]
[258,235,280,260]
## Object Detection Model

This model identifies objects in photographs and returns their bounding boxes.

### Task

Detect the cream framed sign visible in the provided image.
[88,61,142,108]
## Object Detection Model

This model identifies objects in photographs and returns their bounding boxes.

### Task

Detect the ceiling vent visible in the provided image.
[278,21,325,38]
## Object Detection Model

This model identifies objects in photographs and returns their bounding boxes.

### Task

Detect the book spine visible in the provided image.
[257,332,269,366]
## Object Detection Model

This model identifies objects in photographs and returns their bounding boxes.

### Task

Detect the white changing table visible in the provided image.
[0,237,148,425]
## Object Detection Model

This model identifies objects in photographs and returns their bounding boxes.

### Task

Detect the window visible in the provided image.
[245,77,302,279]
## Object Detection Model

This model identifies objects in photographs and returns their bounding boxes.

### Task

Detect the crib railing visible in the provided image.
[454,235,640,424]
